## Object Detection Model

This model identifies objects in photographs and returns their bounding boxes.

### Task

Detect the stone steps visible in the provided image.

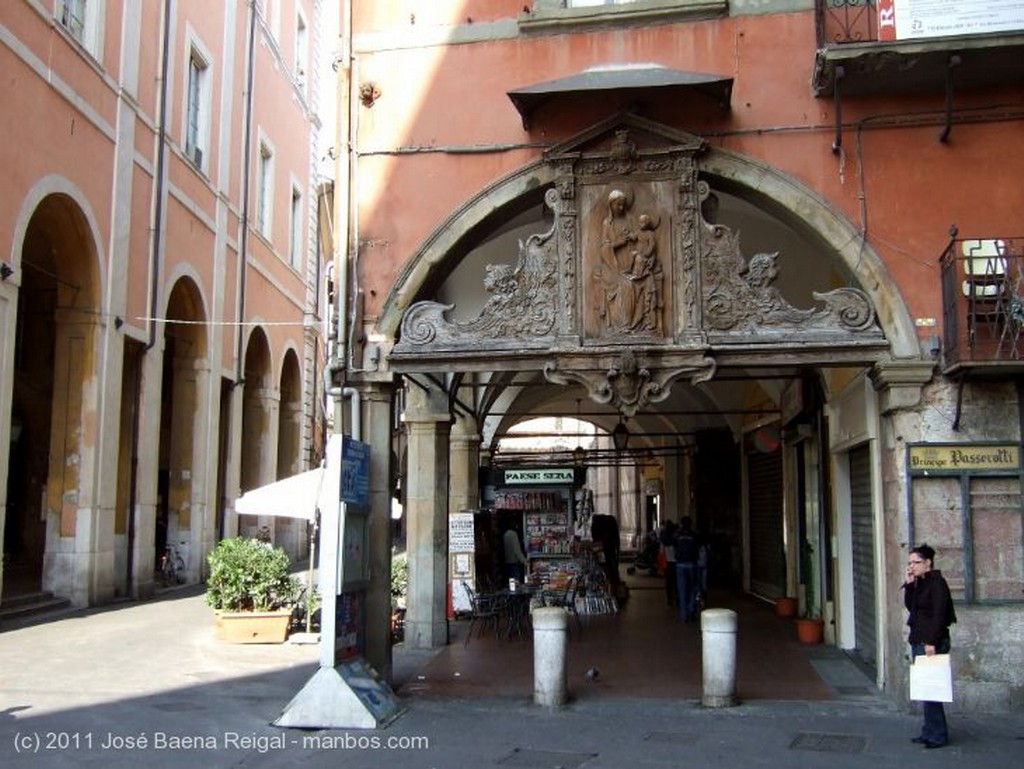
[0,591,73,624]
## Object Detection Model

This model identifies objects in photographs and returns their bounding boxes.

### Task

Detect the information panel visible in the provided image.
[879,0,1024,41]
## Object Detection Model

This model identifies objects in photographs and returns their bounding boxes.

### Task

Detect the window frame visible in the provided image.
[183,34,213,173]
[257,136,276,240]
[289,182,304,270]
[56,0,105,58]
[295,6,309,88]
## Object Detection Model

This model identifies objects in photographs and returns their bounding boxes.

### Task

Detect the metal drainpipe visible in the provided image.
[332,0,354,382]
[235,0,257,383]
[146,0,173,350]
[327,387,360,442]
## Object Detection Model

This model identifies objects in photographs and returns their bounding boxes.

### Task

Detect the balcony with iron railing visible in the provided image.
[813,2,1024,98]
[939,233,1024,375]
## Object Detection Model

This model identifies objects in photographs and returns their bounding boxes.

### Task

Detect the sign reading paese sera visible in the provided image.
[503,468,575,485]
[909,444,1020,473]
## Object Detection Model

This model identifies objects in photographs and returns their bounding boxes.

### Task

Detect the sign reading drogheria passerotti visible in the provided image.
[908,444,1021,474]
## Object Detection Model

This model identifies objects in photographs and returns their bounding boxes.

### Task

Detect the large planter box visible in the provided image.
[214,610,292,644]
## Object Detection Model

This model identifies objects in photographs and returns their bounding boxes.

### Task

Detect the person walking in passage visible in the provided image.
[902,543,957,749]
[674,517,700,622]
[659,520,678,607]
[502,522,528,584]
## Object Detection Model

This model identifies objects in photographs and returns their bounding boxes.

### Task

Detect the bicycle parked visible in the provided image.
[160,543,186,586]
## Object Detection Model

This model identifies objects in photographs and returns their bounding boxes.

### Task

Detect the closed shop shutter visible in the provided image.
[748,446,784,598]
[849,444,877,670]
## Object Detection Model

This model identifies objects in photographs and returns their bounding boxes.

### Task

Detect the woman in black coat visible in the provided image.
[902,543,957,749]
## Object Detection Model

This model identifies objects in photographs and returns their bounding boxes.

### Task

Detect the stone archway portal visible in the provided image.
[388,113,910,387]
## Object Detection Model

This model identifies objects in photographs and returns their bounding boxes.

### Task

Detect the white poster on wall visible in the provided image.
[879,0,1024,41]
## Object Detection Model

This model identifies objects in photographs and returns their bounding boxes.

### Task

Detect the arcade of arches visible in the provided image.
[1,190,312,607]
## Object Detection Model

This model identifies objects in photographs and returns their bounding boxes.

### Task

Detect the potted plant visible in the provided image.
[206,536,300,643]
[774,540,798,618]
[390,550,408,643]
[795,540,824,644]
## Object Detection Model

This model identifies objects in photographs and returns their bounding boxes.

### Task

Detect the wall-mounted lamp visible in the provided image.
[611,417,630,452]
[929,334,941,359]
[0,262,13,281]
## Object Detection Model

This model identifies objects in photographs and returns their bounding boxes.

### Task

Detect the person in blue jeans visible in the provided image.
[902,543,957,749]
[674,517,700,621]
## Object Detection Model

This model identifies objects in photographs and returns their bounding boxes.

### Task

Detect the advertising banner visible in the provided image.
[879,0,1024,42]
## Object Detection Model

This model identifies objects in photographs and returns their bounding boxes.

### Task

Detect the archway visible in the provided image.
[156,278,208,582]
[239,327,274,539]
[275,347,305,557]
[380,116,924,655]
[5,192,101,601]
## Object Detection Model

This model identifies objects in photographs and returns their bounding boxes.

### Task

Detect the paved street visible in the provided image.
[1,586,1021,768]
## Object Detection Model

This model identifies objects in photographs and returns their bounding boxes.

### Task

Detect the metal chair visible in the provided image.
[461,582,506,647]
[541,573,582,637]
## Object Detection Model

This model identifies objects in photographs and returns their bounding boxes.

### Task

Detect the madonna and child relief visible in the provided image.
[585,185,672,340]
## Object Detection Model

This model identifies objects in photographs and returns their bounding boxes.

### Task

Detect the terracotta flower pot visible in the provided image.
[774,596,797,618]
[795,617,824,644]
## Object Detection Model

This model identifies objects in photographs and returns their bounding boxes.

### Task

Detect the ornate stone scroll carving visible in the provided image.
[544,350,717,418]
[701,221,877,335]
[398,190,562,349]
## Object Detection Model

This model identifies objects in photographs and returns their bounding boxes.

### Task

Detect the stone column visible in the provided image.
[402,379,451,649]
[361,383,395,680]
[448,411,480,516]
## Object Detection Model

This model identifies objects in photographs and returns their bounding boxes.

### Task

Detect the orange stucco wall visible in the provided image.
[347,4,1024,341]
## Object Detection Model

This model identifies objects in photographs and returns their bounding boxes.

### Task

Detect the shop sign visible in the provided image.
[878,0,1024,42]
[503,467,575,485]
[908,444,1020,473]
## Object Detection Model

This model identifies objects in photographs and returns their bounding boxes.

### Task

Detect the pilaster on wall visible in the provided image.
[402,379,452,649]
[869,359,936,705]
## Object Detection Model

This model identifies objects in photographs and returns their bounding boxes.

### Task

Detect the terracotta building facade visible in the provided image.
[330,2,1024,709]
[0,0,327,607]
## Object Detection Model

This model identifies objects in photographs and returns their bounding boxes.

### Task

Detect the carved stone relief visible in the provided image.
[544,349,716,418]
[698,180,876,337]
[397,189,562,349]
[393,118,882,364]
[584,184,672,341]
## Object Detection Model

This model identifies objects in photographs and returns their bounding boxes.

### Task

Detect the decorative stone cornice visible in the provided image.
[869,360,936,414]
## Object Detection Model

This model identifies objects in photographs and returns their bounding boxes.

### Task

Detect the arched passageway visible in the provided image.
[240,328,274,540]
[4,192,101,602]
[378,115,922,679]
[156,278,209,583]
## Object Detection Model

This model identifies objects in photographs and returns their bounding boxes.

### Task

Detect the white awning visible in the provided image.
[235,468,327,521]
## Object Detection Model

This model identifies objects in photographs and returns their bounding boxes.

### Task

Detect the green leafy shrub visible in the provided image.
[391,551,408,605]
[205,537,299,612]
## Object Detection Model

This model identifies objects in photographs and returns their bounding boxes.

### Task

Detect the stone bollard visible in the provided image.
[532,607,569,707]
[701,608,738,708]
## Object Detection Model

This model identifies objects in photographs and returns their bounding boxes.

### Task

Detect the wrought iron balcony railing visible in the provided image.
[940,235,1024,369]
[816,0,880,47]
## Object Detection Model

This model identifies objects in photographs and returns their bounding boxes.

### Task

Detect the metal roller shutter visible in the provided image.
[849,445,877,670]
[748,446,784,598]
